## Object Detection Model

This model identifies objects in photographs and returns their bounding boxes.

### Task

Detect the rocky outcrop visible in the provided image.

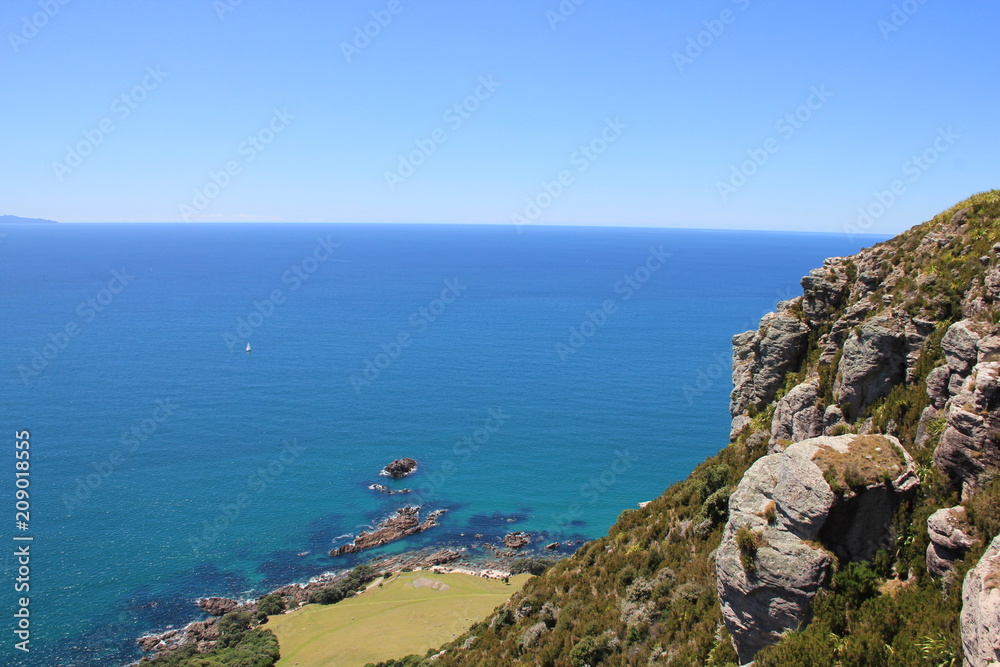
[503,532,530,549]
[931,320,1000,495]
[833,316,910,416]
[329,506,445,556]
[197,597,239,616]
[381,458,418,479]
[717,434,918,663]
[961,533,1000,666]
[769,378,823,450]
[926,505,977,578]
[730,312,810,421]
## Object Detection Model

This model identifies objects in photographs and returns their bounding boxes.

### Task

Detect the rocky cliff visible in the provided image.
[720,190,1000,662]
[360,192,1000,667]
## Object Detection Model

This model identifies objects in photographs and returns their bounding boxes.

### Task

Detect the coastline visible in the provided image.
[131,539,573,664]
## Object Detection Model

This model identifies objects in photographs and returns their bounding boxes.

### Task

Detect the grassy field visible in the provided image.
[268,571,530,667]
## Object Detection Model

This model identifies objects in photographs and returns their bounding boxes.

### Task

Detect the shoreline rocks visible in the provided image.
[381,458,418,479]
[197,597,239,616]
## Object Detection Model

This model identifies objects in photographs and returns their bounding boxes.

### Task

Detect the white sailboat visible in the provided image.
[245,342,252,354]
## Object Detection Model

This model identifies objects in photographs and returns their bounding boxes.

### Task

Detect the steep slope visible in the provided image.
[369,191,1000,667]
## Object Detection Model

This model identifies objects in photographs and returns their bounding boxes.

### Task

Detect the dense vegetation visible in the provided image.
[143,612,281,667]
[141,564,378,666]
[369,192,1000,666]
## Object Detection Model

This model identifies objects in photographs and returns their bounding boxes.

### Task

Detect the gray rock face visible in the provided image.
[961,533,1000,666]
[943,320,983,375]
[801,261,850,322]
[730,312,810,418]
[717,434,918,663]
[927,365,952,409]
[926,506,976,578]
[823,405,846,435]
[834,317,908,416]
[933,322,1000,494]
[769,378,823,451]
[915,405,941,448]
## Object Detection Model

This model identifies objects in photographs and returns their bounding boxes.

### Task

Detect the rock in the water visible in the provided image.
[926,505,976,578]
[329,506,445,556]
[769,377,823,451]
[369,483,411,495]
[717,434,918,663]
[381,458,418,479]
[503,532,530,549]
[961,533,1000,666]
[197,597,239,616]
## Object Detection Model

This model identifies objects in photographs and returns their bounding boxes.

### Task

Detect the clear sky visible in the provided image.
[2,0,997,232]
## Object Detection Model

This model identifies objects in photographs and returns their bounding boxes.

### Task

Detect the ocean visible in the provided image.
[0,223,884,666]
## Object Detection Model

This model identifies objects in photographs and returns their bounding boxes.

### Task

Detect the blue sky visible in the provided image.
[1,0,997,232]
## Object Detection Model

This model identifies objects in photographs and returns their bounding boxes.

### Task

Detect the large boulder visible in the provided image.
[926,506,976,578]
[717,434,918,663]
[730,312,810,418]
[961,533,1000,666]
[769,378,823,451]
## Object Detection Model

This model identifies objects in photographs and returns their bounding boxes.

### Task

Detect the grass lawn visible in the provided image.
[269,571,530,667]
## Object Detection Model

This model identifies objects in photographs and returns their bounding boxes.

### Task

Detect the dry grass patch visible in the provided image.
[812,435,906,491]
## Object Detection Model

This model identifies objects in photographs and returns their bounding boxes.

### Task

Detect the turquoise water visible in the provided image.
[0,223,884,666]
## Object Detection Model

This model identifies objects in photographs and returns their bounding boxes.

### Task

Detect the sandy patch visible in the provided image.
[410,577,450,591]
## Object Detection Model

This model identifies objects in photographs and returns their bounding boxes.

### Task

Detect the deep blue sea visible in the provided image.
[0,223,885,666]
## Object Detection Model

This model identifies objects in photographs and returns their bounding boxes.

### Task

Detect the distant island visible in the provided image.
[0,215,57,223]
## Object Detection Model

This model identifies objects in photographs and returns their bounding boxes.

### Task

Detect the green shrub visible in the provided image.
[735,526,763,571]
